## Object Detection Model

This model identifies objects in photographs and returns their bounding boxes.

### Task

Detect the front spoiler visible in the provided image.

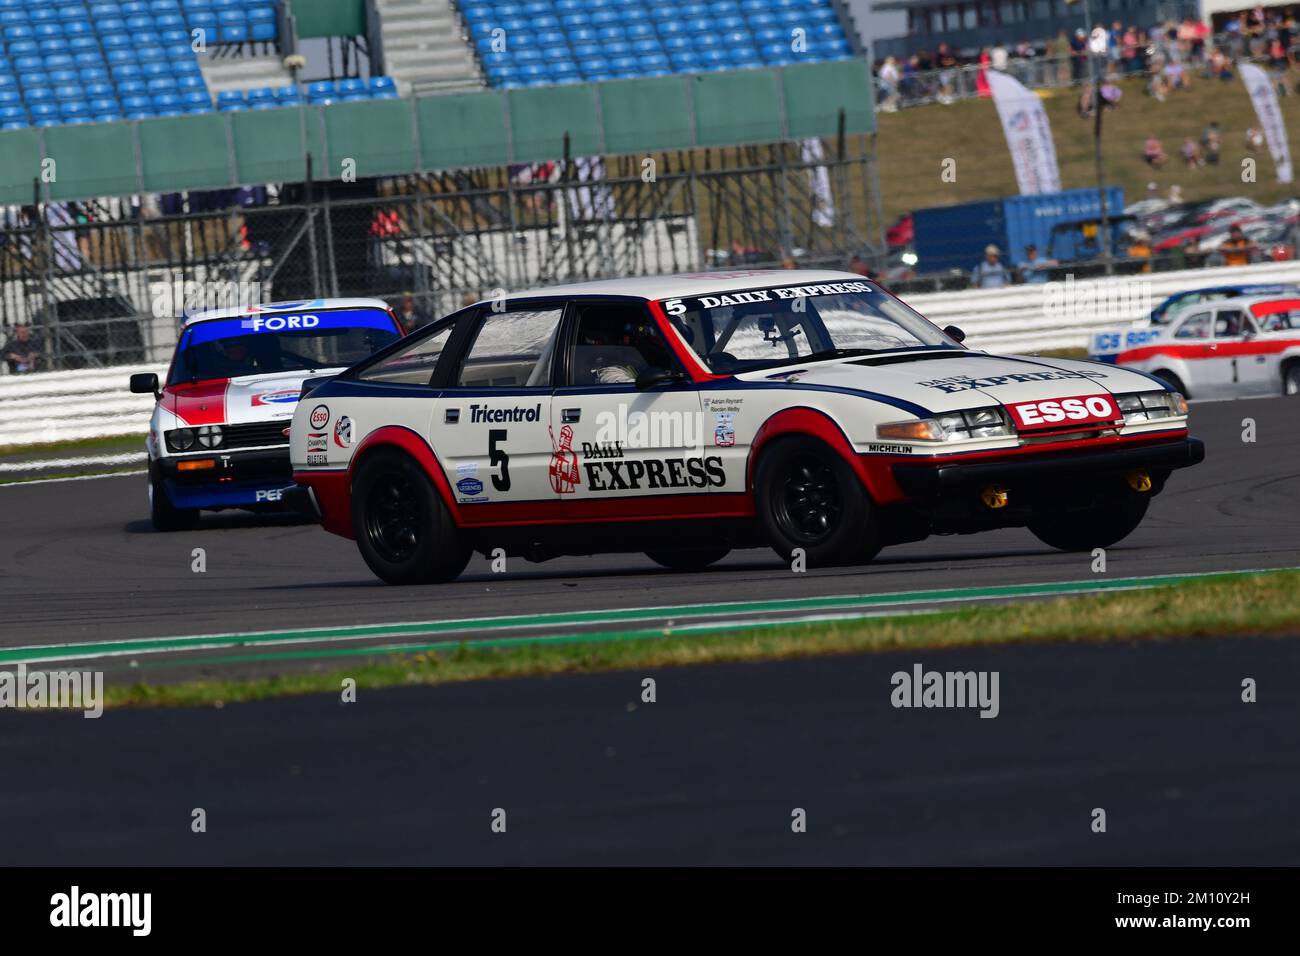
[891,437,1205,498]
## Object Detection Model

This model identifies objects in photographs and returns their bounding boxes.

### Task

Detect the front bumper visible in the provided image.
[156,446,294,510]
[891,436,1205,498]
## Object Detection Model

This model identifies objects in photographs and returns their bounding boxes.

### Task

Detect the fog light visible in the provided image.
[1125,470,1152,492]
[980,484,1009,509]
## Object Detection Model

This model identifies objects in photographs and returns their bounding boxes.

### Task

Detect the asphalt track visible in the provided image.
[2,634,1297,865]
[0,396,1295,663]
[0,395,1297,865]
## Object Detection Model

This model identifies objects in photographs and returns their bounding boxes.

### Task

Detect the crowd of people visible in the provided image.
[874,10,1300,112]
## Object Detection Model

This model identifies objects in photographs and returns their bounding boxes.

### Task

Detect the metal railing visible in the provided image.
[0,141,884,373]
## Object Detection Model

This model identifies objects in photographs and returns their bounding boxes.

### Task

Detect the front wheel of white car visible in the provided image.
[150,472,199,532]
[755,435,881,568]
[1028,489,1150,552]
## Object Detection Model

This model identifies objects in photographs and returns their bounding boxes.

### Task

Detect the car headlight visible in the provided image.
[1115,390,1187,423]
[165,427,196,452]
[878,407,1014,442]
[196,424,223,449]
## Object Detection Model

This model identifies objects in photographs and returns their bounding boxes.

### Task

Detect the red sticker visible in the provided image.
[1007,394,1120,431]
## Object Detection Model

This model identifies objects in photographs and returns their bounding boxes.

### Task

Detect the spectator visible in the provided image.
[848,254,873,278]
[936,43,959,104]
[1181,137,1204,168]
[1126,230,1153,272]
[990,43,1009,72]
[970,244,1010,289]
[393,291,429,333]
[1246,126,1266,151]
[1069,28,1088,83]
[878,56,900,112]
[1019,244,1054,284]
[1144,135,1169,168]
[1221,224,1257,266]
[1173,236,1205,270]
[1121,25,1141,74]
[3,324,42,374]
[1201,121,1222,165]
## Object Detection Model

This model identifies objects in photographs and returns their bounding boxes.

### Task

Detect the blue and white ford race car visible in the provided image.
[289,270,1205,584]
[131,299,403,531]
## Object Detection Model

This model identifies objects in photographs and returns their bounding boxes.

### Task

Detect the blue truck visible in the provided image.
[912,187,1127,275]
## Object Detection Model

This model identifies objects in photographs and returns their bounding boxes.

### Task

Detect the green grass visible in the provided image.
[0,433,145,459]
[873,73,1300,226]
[103,568,1300,710]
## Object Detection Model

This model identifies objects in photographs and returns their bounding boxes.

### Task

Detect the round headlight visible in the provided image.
[167,427,196,452]
[196,424,223,449]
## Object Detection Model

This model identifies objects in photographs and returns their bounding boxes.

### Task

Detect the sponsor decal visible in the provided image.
[456,462,478,477]
[309,404,330,429]
[470,403,542,424]
[663,281,872,315]
[333,415,353,448]
[584,455,726,492]
[306,451,329,466]
[306,432,327,452]
[549,424,580,494]
[1007,393,1120,430]
[867,442,914,454]
[240,314,320,333]
[581,441,625,460]
[456,477,484,496]
[714,411,736,447]
[917,369,1107,394]
[255,488,283,502]
[251,388,299,406]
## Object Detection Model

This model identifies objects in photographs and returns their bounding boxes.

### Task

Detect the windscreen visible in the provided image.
[169,309,401,385]
[663,279,959,374]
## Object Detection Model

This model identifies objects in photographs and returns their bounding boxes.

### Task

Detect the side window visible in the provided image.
[1214,309,1246,338]
[1174,312,1211,339]
[356,322,454,384]
[456,307,564,388]
[569,304,680,385]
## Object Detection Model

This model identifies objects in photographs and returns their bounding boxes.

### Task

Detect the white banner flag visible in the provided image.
[1239,62,1293,184]
[987,70,1061,195]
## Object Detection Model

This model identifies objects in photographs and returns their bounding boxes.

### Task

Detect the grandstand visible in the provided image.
[460,0,860,89]
[0,0,880,371]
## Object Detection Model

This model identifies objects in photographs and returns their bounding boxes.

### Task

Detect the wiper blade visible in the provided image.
[770,348,877,367]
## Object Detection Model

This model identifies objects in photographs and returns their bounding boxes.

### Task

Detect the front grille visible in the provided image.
[223,421,291,450]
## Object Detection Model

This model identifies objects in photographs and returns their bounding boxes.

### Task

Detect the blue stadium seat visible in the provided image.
[80,66,110,82]
[48,69,80,85]
[111,63,141,80]
[368,76,395,94]
[152,91,181,109]
[218,100,245,111]
[146,75,177,92]
[86,82,116,99]
[245,86,273,102]
[175,74,203,90]
[116,78,147,95]
[181,89,209,107]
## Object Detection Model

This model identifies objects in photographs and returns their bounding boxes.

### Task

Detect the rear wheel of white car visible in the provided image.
[1152,370,1187,398]
[1283,362,1300,396]
[644,546,731,571]
[1028,489,1150,552]
[150,471,199,532]
[756,435,880,568]
[352,449,470,585]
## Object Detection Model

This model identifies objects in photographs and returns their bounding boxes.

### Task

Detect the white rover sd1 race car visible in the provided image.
[286,270,1205,584]
[131,299,403,531]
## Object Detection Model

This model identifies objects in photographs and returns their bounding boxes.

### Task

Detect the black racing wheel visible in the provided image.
[351,449,470,585]
[755,435,880,568]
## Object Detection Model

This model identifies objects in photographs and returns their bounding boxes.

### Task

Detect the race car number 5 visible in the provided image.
[662,298,686,316]
[489,429,511,492]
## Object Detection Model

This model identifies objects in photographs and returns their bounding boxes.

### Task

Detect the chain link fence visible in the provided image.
[0,140,882,372]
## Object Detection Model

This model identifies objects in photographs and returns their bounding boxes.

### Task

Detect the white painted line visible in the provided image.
[0,470,146,487]
[0,452,147,473]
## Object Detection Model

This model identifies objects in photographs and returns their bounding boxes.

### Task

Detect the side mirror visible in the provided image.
[944,325,966,343]
[129,372,159,398]
[635,366,686,390]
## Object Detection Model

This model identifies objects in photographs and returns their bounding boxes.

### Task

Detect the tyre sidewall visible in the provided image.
[755,435,879,567]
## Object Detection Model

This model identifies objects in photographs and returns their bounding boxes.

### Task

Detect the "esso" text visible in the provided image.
[1010,394,1119,429]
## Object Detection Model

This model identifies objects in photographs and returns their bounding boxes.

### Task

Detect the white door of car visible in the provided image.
[552,301,707,518]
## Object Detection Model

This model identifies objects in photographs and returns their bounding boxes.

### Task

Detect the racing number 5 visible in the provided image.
[489,429,510,491]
